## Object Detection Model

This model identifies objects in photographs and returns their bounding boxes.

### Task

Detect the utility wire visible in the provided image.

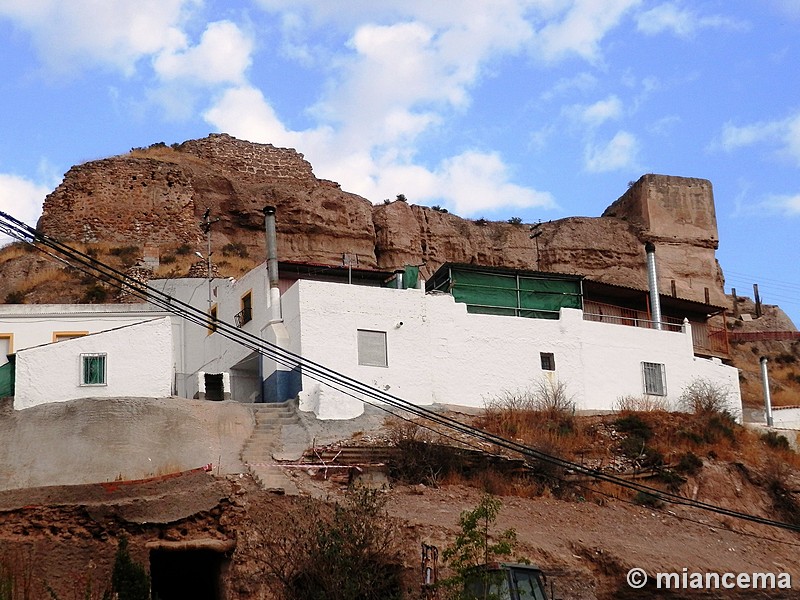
[2,211,800,534]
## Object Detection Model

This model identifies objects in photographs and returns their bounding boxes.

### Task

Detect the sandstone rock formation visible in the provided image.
[36,134,726,306]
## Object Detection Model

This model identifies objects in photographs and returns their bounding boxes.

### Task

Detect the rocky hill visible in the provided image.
[34,134,726,306]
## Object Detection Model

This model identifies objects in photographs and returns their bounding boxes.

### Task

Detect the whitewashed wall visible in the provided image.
[151,269,274,400]
[772,407,800,430]
[0,304,168,357]
[289,280,741,420]
[14,317,174,410]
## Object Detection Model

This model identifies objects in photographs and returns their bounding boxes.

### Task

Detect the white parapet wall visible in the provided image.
[286,279,742,420]
[13,317,174,410]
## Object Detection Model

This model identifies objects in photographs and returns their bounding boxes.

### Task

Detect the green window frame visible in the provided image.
[81,353,107,386]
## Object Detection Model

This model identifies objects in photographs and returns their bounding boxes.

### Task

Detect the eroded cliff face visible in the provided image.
[35,134,726,306]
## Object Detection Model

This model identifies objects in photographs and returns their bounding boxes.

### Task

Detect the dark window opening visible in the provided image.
[150,548,225,600]
[208,305,218,334]
[240,292,253,325]
[540,352,555,371]
[204,373,224,401]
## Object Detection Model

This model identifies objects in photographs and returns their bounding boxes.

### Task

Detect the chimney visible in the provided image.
[761,356,773,427]
[263,206,281,322]
[645,242,662,331]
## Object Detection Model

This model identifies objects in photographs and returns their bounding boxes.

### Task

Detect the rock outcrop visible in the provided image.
[36,134,727,306]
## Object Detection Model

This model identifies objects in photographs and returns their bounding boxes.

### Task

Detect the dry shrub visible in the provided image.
[763,459,800,527]
[613,394,670,413]
[678,378,734,416]
[243,487,404,600]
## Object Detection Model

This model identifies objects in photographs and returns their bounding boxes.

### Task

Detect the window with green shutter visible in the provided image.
[81,353,107,386]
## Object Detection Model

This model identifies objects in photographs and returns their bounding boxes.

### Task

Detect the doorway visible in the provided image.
[150,548,225,600]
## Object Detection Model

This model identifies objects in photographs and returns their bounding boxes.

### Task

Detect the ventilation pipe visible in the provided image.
[761,356,774,427]
[260,206,301,403]
[263,206,281,322]
[645,242,662,331]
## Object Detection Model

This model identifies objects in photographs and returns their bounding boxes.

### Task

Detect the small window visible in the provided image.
[642,362,666,396]
[357,330,387,367]
[0,334,12,366]
[53,331,88,343]
[208,305,218,334]
[239,291,253,326]
[81,353,107,386]
[540,352,555,371]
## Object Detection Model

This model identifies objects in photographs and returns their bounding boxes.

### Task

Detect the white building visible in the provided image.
[1,259,741,420]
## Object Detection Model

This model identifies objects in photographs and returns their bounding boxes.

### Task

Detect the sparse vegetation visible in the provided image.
[110,536,148,600]
[507,217,523,225]
[247,486,403,600]
[761,430,791,451]
[440,495,518,599]
[4,291,24,304]
[678,378,733,416]
[109,246,139,268]
[613,394,669,413]
[222,242,249,259]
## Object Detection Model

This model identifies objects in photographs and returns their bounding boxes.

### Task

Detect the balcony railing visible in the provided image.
[582,300,729,357]
[234,307,252,327]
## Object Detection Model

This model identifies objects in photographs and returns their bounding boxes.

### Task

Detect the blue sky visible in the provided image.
[0,1,799,325]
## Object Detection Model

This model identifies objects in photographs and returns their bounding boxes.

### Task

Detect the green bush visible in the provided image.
[221,242,249,258]
[676,452,703,475]
[761,431,791,451]
[111,536,149,600]
[3,291,24,304]
[288,487,403,600]
[633,491,664,508]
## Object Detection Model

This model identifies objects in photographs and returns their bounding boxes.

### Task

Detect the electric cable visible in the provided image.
[2,210,800,534]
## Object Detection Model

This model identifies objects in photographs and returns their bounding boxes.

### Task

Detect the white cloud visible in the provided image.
[584,131,638,172]
[204,86,554,215]
[567,95,623,127]
[533,0,641,63]
[433,151,556,214]
[0,174,50,244]
[540,72,598,101]
[718,112,800,165]
[0,0,196,75]
[766,193,800,215]
[636,3,746,38]
[153,21,253,85]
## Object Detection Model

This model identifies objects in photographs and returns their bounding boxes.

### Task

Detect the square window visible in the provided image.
[540,352,555,371]
[81,353,107,386]
[642,362,666,396]
[357,330,387,367]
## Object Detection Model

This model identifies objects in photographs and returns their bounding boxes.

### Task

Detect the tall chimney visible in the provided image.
[761,356,773,427]
[645,242,662,331]
[263,206,281,322]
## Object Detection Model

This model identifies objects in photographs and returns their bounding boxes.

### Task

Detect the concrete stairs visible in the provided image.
[241,400,309,495]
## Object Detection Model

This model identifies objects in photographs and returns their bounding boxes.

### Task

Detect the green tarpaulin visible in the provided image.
[448,267,581,319]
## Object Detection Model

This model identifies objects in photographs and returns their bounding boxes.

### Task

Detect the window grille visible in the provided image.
[81,353,107,386]
[642,362,666,396]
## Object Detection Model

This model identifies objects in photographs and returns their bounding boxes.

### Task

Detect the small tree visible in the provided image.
[111,537,149,600]
[441,495,517,598]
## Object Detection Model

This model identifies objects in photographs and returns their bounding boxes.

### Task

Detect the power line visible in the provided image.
[2,210,800,534]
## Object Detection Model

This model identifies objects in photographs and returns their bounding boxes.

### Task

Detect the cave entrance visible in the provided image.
[150,546,228,600]
[204,373,225,401]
